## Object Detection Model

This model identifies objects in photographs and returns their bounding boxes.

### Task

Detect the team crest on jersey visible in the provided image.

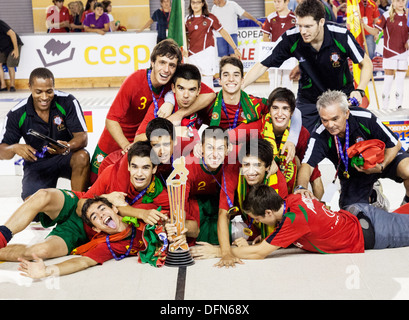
[211,112,219,120]
[53,115,66,131]
[93,153,105,169]
[355,136,364,143]
[203,21,208,26]
[330,52,340,68]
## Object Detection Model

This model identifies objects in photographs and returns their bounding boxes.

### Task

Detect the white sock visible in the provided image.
[382,74,394,109]
[395,71,406,108]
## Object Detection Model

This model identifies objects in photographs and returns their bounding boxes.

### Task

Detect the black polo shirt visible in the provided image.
[0,20,23,55]
[302,107,399,177]
[0,90,87,161]
[261,22,365,104]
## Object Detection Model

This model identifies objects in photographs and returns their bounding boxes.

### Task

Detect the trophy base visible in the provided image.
[165,249,195,267]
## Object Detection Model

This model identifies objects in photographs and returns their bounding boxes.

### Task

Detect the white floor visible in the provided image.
[1,79,409,301]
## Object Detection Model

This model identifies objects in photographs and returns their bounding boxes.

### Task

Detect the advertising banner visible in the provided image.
[16,32,157,79]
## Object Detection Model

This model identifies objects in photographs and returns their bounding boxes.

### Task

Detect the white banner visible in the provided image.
[16,32,157,79]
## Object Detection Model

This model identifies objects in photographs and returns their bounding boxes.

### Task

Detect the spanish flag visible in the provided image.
[346,0,370,107]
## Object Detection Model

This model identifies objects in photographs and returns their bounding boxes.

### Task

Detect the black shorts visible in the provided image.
[21,154,72,200]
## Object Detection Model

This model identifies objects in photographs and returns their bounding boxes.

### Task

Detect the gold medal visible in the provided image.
[343,171,350,179]
[227,206,239,215]
[243,227,253,237]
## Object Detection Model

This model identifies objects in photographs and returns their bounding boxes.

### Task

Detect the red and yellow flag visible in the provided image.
[346,0,369,106]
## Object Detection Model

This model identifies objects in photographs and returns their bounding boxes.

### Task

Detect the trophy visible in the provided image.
[165,156,194,267]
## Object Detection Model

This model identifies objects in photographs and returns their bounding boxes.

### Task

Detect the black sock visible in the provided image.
[0,226,12,242]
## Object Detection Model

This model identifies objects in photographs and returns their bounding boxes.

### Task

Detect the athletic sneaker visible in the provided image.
[370,180,390,212]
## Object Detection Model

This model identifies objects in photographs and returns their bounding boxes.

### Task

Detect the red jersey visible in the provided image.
[375,12,409,58]
[82,227,147,264]
[359,0,380,36]
[83,154,170,212]
[262,11,296,42]
[46,5,71,33]
[98,69,171,154]
[185,13,223,55]
[184,155,225,223]
[265,194,365,253]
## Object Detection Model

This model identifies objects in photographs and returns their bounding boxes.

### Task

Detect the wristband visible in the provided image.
[379,163,384,172]
[294,185,306,192]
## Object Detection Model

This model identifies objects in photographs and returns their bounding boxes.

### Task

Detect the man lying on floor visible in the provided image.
[0,192,180,278]
[191,184,409,263]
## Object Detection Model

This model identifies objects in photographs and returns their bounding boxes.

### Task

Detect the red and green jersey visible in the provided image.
[265,194,365,254]
[83,154,170,212]
[98,69,171,155]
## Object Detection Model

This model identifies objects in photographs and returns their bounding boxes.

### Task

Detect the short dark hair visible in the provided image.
[29,67,55,86]
[150,38,183,65]
[295,0,325,22]
[267,87,296,114]
[242,184,284,217]
[201,125,229,146]
[172,63,201,87]
[127,140,160,166]
[219,56,244,78]
[81,196,114,227]
[238,138,274,169]
[93,2,104,10]
[146,117,175,142]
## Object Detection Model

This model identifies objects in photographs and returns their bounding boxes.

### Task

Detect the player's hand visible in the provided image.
[158,102,174,118]
[190,241,220,260]
[18,254,48,279]
[214,252,244,268]
[12,144,38,161]
[294,187,317,200]
[102,192,128,207]
[353,163,382,174]
[141,209,169,225]
[282,141,295,162]
[232,237,249,247]
[350,90,363,105]
[48,140,70,155]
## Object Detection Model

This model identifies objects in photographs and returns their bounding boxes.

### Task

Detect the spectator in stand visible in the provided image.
[364,0,408,109]
[46,0,71,33]
[102,0,119,32]
[137,0,171,43]
[262,0,297,91]
[185,0,241,89]
[0,19,23,92]
[83,2,110,35]
[330,0,347,24]
[68,1,84,32]
[211,0,262,59]
[81,0,96,22]
[359,0,381,59]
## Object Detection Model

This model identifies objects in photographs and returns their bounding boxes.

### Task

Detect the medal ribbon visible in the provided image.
[106,225,136,261]
[147,69,165,118]
[221,99,241,130]
[201,158,234,209]
[334,120,350,178]
[126,184,149,206]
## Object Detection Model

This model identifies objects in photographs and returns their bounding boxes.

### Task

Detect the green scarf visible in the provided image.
[142,176,164,204]
[210,90,261,126]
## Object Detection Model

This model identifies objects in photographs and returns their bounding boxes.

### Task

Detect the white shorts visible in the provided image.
[383,52,409,70]
[188,46,216,76]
